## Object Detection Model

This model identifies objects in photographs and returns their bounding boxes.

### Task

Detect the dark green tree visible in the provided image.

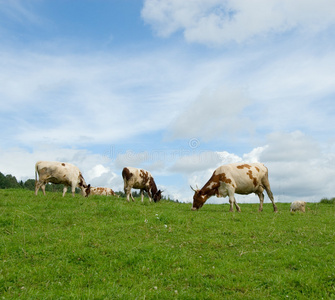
[24,179,36,191]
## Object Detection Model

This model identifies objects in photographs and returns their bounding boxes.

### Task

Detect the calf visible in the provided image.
[89,187,119,197]
[122,167,162,202]
[290,201,306,212]
[191,162,278,212]
[35,161,90,197]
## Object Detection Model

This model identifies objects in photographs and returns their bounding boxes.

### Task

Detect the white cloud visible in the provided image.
[142,0,335,45]
[261,131,320,162]
[88,164,109,180]
[169,86,252,141]
[86,164,120,189]
[260,131,335,202]
[170,150,241,174]
[0,49,194,148]
[114,151,150,170]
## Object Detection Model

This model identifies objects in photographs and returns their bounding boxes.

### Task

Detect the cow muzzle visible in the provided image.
[191,206,198,211]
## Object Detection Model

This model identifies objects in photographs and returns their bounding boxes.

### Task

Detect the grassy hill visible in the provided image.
[1,189,334,299]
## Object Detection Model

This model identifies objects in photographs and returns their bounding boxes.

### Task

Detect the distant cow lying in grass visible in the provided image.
[122,167,162,203]
[290,201,306,213]
[191,162,278,212]
[35,161,90,197]
[89,187,119,197]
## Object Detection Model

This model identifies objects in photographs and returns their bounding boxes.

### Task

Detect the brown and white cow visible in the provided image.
[89,187,119,197]
[290,201,306,213]
[35,161,90,197]
[122,167,162,203]
[191,162,278,212]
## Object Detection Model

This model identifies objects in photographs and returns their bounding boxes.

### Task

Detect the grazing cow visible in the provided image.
[290,201,306,213]
[35,161,90,197]
[122,167,162,203]
[191,162,278,212]
[89,187,119,197]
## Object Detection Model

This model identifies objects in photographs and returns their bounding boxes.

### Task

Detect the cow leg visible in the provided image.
[41,184,46,195]
[41,184,45,196]
[264,187,278,212]
[127,189,135,202]
[35,181,42,195]
[228,190,241,212]
[262,177,278,212]
[126,191,133,202]
[35,181,46,196]
[266,189,278,212]
[124,187,130,202]
[71,185,76,197]
[234,197,241,212]
[257,192,264,212]
[147,189,152,203]
[130,191,135,202]
[140,190,144,202]
[62,186,68,197]
[124,187,133,202]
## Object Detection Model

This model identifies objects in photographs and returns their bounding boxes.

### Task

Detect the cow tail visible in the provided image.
[34,163,39,190]
[35,164,38,182]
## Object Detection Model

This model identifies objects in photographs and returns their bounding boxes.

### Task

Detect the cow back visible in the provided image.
[35,161,86,187]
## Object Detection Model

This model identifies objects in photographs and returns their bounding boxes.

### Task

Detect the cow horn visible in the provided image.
[190,185,198,192]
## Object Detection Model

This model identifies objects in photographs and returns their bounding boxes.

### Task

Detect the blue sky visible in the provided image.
[1,0,335,204]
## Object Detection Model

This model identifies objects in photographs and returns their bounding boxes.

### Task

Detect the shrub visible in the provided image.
[320,197,335,204]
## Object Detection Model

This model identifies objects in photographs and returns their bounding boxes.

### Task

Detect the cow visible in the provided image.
[35,161,90,197]
[191,162,278,212]
[290,201,306,213]
[122,167,162,203]
[89,187,119,197]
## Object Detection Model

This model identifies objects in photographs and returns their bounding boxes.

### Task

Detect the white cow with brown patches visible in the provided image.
[89,187,119,197]
[290,201,306,212]
[35,161,90,197]
[191,163,278,212]
[122,167,162,203]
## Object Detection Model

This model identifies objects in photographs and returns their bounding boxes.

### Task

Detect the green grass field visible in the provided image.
[1,189,335,299]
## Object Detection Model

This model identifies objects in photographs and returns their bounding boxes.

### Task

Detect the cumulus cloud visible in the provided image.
[260,131,335,202]
[86,164,120,189]
[170,150,241,174]
[142,0,335,45]
[261,131,320,162]
[169,86,252,141]
[114,151,151,170]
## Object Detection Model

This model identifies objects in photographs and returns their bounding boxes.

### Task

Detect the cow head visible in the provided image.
[84,184,91,197]
[153,190,162,202]
[190,185,207,210]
